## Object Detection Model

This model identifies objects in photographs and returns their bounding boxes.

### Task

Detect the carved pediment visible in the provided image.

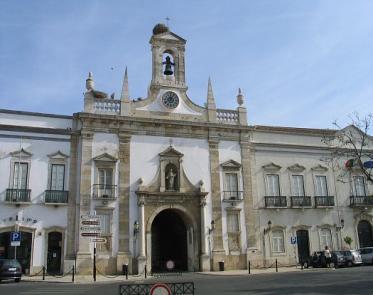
[288,163,306,173]
[311,164,328,172]
[221,159,241,170]
[262,162,281,172]
[10,148,32,158]
[93,153,117,162]
[48,150,69,160]
[159,146,184,158]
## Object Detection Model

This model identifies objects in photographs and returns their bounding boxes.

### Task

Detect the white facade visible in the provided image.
[0,24,372,275]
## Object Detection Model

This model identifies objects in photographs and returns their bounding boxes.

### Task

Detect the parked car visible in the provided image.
[340,250,362,266]
[0,259,22,283]
[358,247,373,265]
[331,251,347,268]
[303,251,345,268]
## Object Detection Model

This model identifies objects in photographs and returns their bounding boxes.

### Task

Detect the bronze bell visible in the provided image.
[163,56,174,75]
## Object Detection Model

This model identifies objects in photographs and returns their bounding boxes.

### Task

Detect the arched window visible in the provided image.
[320,228,332,250]
[272,230,285,253]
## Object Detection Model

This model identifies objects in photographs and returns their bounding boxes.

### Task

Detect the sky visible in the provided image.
[0,0,372,129]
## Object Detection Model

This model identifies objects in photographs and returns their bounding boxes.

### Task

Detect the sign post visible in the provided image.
[10,232,21,260]
[80,214,103,282]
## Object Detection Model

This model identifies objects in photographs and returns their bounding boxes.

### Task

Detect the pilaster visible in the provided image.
[117,133,132,273]
[76,130,93,274]
[66,133,79,259]
[208,136,225,270]
[240,138,260,263]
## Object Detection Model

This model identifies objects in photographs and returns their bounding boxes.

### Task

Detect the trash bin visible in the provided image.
[218,261,224,271]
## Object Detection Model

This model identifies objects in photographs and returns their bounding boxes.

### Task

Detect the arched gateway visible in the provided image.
[151,209,188,272]
[135,146,208,273]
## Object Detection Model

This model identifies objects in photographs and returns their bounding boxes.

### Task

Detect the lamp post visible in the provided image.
[133,221,139,257]
[263,221,272,266]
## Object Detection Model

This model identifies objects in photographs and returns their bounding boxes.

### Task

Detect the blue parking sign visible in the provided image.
[10,232,21,246]
[290,236,297,245]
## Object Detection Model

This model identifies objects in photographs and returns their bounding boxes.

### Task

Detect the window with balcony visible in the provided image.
[6,162,31,203]
[292,175,305,196]
[314,175,334,207]
[221,159,242,202]
[266,174,280,196]
[353,176,366,197]
[290,175,311,207]
[45,151,69,204]
[93,153,117,200]
[271,230,285,253]
[315,175,328,196]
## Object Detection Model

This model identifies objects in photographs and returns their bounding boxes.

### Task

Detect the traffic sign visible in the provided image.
[91,238,107,243]
[10,232,21,247]
[150,283,171,295]
[290,236,297,245]
[81,232,101,237]
[80,214,103,237]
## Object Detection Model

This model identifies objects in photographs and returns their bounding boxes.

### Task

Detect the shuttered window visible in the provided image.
[315,176,328,196]
[13,162,28,189]
[353,176,366,197]
[266,174,280,196]
[50,164,65,190]
[292,175,305,196]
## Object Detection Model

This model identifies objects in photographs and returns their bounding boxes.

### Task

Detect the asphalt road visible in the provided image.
[1,266,373,295]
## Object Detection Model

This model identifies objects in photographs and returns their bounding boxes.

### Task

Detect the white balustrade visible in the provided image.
[216,109,239,124]
[94,99,121,114]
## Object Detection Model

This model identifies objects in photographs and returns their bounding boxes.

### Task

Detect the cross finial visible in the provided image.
[165,17,170,27]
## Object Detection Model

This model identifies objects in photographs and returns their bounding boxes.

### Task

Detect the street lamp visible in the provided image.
[133,221,139,236]
[208,220,215,234]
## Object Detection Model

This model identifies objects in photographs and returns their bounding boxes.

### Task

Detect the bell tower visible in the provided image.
[149,23,187,92]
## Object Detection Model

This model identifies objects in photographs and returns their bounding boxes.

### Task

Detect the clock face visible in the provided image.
[162,91,179,109]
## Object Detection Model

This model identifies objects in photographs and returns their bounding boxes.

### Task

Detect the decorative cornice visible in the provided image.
[159,146,184,157]
[287,163,306,173]
[93,152,117,162]
[10,148,33,158]
[262,162,282,172]
[221,159,242,169]
[311,164,328,172]
[47,150,69,159]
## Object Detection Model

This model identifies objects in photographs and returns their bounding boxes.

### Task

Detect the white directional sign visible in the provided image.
[80,215,103,237]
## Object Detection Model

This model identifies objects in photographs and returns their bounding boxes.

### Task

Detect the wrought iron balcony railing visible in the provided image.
[222,191,243,202]
[290,196,312,207]
[92,184,117,199]
[314,196,335,207]
[264,196,287,208]
[45,190,68,204]
[5,189,31,203]
[350,195,373,207]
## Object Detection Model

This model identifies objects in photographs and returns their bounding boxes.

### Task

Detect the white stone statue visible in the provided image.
[166,167,176,190]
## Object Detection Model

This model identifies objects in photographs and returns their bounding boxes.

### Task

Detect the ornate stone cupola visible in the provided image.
[149,23,187,92]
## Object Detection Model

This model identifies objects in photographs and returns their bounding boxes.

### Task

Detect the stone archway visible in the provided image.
[151,209,187,272]
[145,205,199,273]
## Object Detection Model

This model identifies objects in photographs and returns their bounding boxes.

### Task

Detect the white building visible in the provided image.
[0,24,372,275]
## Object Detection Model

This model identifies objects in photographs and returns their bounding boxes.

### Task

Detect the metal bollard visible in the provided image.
[122,264,128,280]
[275,259,278,273]
[248,261,251,274]
[145,265,147,279]
[72,265,75,282]
[42,266,46,280]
